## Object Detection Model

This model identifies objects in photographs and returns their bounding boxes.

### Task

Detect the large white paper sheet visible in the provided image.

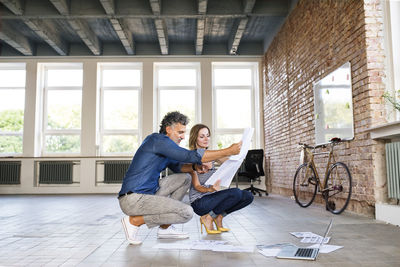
[153,243,193,250]
[229,128,254,161]
[153,240,254,253]
[307,244,344,253]
[205,159,243,187]
[290,232,330,244]
[257,243,295,257]
[205,128,254,187]
[212,245,254,253]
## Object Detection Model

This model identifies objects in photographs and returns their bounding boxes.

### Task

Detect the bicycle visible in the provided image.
[293,137,352,214]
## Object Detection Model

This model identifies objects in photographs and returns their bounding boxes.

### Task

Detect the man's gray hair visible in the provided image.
[159,111,189,134]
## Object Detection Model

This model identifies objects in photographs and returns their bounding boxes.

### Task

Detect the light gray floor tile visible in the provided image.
[0,194,399,267]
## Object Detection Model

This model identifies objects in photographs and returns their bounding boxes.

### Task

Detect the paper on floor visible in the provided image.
[307,244,343,253]
[153,240,254,252]
[290,232,330,244]
[257,243,296,257]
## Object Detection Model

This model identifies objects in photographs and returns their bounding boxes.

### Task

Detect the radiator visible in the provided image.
[386,142,400,200]
[104,161,130,183]
[0,161,21,184]
[39,161,73,184]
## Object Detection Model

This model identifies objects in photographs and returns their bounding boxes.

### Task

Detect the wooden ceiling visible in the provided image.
[0,0,296,56]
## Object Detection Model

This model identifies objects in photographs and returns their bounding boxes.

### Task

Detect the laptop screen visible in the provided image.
[317,219,333,250]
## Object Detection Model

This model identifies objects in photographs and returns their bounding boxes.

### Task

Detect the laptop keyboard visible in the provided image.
[295,248,314,258]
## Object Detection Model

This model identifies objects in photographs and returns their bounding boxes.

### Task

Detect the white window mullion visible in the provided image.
[102,129,138,135]
[0,132,23,136]
[214,85,252,90]
[159,86,197,90]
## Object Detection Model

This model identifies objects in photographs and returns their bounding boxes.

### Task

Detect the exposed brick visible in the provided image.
[263,0,387,216]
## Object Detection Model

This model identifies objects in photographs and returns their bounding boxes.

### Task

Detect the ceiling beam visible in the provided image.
[198,0,207,14]
[243,0,256,13]
[149,0,168,55]
[0,0,68,55]
[67,19,101,55]
[0,23,32,55]
[49,0,69,15]
[154,19,168,55]
[49,0,101,55]
[99,0,114,14]
[99,0,134,55]
[149,0,161,15]
[228,0,256,55]
[24,19,68,55]
[196,19,205,55]
[0,0,23,15]
[196,0,207,55]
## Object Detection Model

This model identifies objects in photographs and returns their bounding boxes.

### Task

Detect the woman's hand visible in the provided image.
[228,141,242,155]
[211,179,221,192]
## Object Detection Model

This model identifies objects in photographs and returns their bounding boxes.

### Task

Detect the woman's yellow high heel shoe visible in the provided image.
[200,218,221,234]
[213,219,230,232]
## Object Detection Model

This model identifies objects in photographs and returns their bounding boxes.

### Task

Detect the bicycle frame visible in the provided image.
[302,144,336,192]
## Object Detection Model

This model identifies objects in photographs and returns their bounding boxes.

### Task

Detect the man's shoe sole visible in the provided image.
[157,234,189,239]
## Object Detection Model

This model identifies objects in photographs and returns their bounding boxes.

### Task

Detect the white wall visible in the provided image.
[0,56,263,194]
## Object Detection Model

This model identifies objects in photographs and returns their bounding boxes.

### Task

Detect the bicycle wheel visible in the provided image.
[293,163,318,207]
[324,162,352,214]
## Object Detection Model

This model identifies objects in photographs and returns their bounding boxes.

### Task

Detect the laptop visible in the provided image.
[276,219,333,261]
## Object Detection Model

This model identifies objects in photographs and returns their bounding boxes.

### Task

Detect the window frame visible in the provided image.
[212,62,260,149]
[41,63,83,156]
[153,62,201,134]
[383,1,400,121]
[0,63,26,156]
[98,63,142,156]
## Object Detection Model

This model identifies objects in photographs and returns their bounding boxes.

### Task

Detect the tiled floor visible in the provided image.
[0,193,399,267]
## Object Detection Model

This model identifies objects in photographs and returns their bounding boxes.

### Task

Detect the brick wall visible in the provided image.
[263,0,386,215]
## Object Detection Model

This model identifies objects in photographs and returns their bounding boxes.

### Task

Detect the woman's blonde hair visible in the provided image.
[189,124,211,150]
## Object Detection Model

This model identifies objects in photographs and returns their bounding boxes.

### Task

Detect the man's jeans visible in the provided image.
[191,188,254,217]
[119,173,193,228]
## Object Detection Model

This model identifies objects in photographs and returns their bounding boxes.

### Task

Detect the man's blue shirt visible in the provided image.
[119,133,205,195]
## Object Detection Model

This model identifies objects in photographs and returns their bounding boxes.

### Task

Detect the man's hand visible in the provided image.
[228,141,242,155]
[195,163,211,174]
[202,162,212,170]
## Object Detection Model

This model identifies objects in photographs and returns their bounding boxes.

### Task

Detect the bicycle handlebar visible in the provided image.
[299,137,352,149]
[298,143,321,149]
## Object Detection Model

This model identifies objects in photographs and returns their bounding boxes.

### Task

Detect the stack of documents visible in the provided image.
[153,240,254,253]
[290,232,331,244]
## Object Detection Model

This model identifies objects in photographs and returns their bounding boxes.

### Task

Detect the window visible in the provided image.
[154,63,200,148]
[0,63,26,155]
[99,63,141,155]
[314,62,354,144]
[383,1,400,121]
[212,62,259,149]
[42,64,83,154]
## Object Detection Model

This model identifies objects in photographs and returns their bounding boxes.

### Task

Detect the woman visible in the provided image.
[188,124,254,234]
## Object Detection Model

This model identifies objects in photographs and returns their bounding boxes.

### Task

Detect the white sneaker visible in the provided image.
[157,225,189,239]
[121,216,142,245]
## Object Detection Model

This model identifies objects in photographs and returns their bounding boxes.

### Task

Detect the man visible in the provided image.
[119,111,241,245]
